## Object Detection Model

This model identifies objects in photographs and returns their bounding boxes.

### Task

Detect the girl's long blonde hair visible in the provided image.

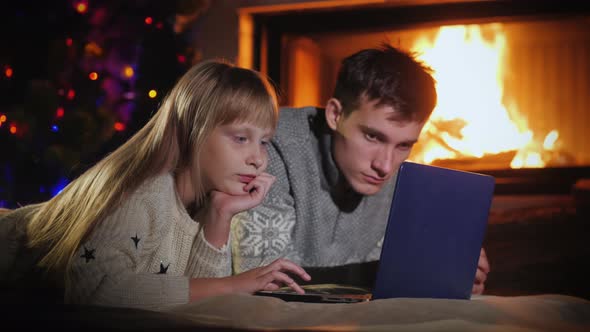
[26,60,278,275]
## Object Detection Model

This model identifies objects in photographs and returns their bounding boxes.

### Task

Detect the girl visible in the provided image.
[5,60,310,310]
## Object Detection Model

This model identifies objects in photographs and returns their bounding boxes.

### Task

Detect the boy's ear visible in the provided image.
[325,98,343,131]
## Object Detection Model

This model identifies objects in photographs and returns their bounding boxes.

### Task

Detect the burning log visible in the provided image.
[431,150,517,170]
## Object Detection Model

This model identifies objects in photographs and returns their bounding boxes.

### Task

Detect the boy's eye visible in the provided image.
[365,133,378,142]
[398,143,413,150]
[234,136,248,143]
[261,139,270,146]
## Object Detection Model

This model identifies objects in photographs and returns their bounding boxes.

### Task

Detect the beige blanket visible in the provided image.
[169,293,590,331]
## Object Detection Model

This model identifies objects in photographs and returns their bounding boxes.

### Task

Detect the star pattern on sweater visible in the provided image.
[81,246,96,263]
[131,234,141,249]
[157,262,170,274]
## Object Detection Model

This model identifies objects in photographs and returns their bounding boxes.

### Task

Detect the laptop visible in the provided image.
[255,161,495,303]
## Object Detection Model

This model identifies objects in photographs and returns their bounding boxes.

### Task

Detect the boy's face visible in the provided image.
[326,97,425,196]
[199,122,273,195]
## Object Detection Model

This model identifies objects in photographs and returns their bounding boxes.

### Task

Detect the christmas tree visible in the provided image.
[0,0,208,208]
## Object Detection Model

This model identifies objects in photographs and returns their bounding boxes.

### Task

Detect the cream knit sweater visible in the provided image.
[66,173,231,311]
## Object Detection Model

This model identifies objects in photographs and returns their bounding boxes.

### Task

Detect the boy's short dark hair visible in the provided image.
[333,44,437,123]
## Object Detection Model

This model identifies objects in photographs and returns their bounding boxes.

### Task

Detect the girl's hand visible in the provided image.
[209,172,276,219]
[201,173,275,248]
[188,258,311,302]
[228,258,311,294]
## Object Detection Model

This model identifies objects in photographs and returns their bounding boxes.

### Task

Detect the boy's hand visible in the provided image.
[472,247,490,295]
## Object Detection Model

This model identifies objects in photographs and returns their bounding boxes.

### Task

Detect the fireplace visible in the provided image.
[238,0,590,299]
[239,0,590,178]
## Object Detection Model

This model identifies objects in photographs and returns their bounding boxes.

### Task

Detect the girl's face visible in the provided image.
[198,122,273,195]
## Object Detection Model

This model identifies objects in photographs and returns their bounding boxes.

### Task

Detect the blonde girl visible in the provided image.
[5,60,309,310]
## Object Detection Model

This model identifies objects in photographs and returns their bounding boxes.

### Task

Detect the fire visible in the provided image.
[409,24,559,169]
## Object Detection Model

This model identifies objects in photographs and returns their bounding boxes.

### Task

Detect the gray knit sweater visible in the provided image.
[66,173,231,311]
[232,107,396,272]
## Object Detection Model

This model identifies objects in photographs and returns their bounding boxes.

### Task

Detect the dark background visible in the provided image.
[0,0,199,208]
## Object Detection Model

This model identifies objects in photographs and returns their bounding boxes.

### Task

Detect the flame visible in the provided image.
[410,24,559,169]
[543,130,559,150]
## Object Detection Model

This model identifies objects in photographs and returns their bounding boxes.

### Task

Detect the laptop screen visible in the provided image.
[372,161,495,300]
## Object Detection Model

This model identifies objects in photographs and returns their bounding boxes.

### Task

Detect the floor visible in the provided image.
[484,194,590,300]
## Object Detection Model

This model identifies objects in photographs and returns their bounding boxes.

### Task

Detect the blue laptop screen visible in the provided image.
[372,161,495,300]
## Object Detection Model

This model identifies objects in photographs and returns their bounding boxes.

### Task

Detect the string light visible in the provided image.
[0,114,6,123]
[4,66,13,78]
[67,89,76,100]
[51,125,59,132]
[148,89,157,98]
[114,122,125,131]
[75,1,88,14]
[122,65,134,78]
[144,17,153,25]
[9,124,17,134]
[85,42,103,56]
[89,72,99,80]
[56,107,65,118]
[51,177,69,197]
[177,55,186,63]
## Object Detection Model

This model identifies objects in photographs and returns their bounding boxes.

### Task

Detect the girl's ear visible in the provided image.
[325,98,343,131]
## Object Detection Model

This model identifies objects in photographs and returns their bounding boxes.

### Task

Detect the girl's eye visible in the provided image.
[234,136,248,143]
[261,140,269,146]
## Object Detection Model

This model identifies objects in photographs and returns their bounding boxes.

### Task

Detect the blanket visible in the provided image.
[166,293,590,331]
[7,292,589,331]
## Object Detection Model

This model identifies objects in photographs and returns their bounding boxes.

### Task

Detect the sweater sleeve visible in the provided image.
[230,142,299,274]
[66,189,191,311]
[186,229,232,278]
